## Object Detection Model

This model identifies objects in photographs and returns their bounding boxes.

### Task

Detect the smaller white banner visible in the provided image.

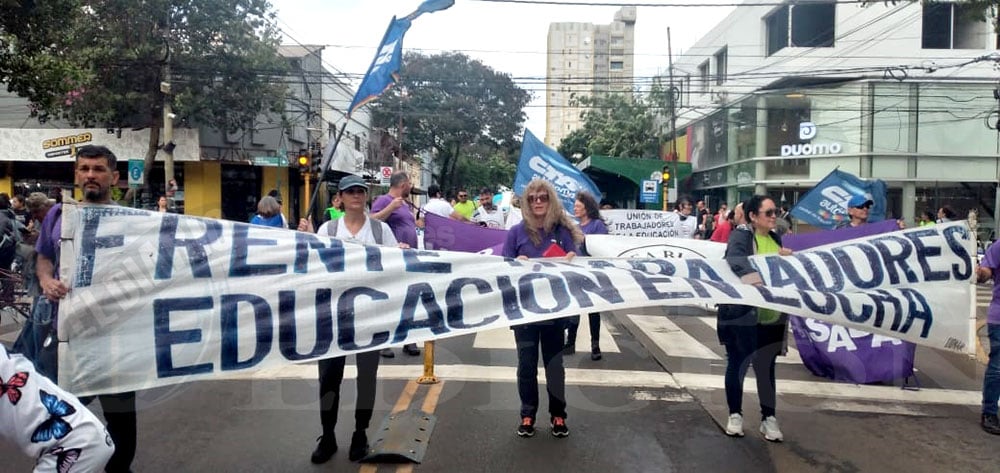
[601,209,698,238]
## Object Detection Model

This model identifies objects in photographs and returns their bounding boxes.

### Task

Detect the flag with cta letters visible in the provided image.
[790,169,887,229]
[514,130,601,214]
[346,0,455,117]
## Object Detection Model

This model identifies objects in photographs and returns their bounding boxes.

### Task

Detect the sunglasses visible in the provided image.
[853,204,871,210]
[761,209,777,217]
[527,194,549,204]
[458,194,467,198]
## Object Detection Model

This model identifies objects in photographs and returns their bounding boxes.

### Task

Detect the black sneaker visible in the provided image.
[402,343,421,356]
[348,430,368,461]
[310,435,337,464]
[516,417,535,437]
[982,414,1000,435]
[380,348,395,358]
[591,346,602,361]
[551,416,569,438]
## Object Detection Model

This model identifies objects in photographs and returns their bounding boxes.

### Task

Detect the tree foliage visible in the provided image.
[370,52,531,191]
[0,0,288,190]
[557,85,670,160]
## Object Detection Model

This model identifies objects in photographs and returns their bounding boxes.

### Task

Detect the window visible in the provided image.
[354,135,361,151]
[610,61,624,71]
[922,3,991,49]
[765,2,835,56]
[698,61,710,93]
[610,37,625,48]
[714,47,727,85]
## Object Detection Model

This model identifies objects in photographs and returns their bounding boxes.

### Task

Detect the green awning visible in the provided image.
[577,155,691,187]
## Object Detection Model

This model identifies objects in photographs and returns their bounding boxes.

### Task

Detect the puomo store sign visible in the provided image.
[780,122,843,157]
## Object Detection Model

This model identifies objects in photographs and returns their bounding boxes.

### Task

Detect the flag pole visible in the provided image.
[305,121,348,221]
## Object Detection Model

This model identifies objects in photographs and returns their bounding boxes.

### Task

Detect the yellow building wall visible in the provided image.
[185,162,222,218]
[0,174,12,196]
[260,166,292,220]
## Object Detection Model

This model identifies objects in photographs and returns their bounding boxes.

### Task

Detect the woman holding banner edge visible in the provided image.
[717,195,793,442]
[503,179,583,438]
[564,190,608,360]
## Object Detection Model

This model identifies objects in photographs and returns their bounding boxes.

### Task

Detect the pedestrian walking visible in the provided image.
[564,191,607,360]
[503,179,582,438]
[717,194,793,442]
[298,175,397,463]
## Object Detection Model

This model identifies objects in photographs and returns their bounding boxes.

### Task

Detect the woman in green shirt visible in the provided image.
[717,195,792,443]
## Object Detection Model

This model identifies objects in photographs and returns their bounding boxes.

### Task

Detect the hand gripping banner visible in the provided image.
[56,205,974,396]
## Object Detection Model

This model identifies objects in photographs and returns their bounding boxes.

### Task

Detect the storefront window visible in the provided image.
[917,83,996,156]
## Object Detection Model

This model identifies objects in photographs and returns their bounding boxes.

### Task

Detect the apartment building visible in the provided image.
[545,7,636,149]
[666,1,999,237]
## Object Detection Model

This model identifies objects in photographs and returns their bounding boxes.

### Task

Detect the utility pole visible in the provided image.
[667,27,679,210]
[162,9,175,205]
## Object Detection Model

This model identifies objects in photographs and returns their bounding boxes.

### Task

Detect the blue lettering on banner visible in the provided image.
[278,290,333,361]
[403,250,452,273]
[220,294,273,371]
[497,275,524,321]
[76,211,126,287]
[518,273,571,314]
[899,288,933,338]
[763,256,811,290]
[832,292,873,324]
[293,233,345,274]
[628,259,677,276]
[337,287,390,351]
[905,229,949,282]
[229,225,286,277]
[155,215,222,280]
[798,290,837,315]
[561,271,624,307]
[755,286,801,309]
[684,260,740,298]
[942,225,973,279]
[394,283,449,342]
[867,289,902,329]
[869,236,918,285]
[630,272,694,300]
[154,297,214,378]
[792,253,845,292]
[364,246,383,271]
[832,244,883,289]
[446,278,499,329]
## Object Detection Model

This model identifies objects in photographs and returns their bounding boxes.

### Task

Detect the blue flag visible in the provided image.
[347,17,411,118]
[409,0,455,19]
[514,130,601,214]
[790,169,888,229]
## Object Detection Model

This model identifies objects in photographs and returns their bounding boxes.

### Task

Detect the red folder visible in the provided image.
[542,241,567,258]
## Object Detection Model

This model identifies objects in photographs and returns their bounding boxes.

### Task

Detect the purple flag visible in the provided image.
[783,220,916,384]
[423,211,507,253]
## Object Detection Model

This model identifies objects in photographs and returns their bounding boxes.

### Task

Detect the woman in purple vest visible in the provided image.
[503,179,582,439]
[564,191,608,360]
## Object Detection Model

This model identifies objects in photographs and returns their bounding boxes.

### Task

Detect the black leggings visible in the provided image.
[565,313,600,347]
[723,323,784,419]
[318,350,381,435]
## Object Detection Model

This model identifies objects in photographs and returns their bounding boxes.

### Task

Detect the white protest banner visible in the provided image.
[56,205,974,395]
[601,209,698,238]
[586,234,726,259]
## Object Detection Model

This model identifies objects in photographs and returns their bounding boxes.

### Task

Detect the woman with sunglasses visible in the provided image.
[503,179,583,439]
[717,194,793,442]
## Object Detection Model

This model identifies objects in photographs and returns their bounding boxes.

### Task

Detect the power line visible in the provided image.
[471,0,867,6]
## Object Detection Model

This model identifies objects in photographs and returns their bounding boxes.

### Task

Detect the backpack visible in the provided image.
[326,217,384,245]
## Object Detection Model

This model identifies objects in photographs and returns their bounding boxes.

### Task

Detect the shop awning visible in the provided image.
[577,155,691,187]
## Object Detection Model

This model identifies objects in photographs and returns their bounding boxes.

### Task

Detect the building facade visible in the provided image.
[667,1,999,240]
[545,6,636,149]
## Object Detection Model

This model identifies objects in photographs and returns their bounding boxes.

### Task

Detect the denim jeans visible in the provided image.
[513,322,567,420]
[982,323,1000,415]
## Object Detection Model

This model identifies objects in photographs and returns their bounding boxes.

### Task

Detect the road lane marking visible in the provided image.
[472,319,621,353]
[628,314,721,360]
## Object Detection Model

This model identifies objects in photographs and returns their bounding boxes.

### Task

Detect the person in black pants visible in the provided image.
[564,191,609,360]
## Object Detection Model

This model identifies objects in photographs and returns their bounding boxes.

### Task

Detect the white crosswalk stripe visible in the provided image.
[472,318,621,353]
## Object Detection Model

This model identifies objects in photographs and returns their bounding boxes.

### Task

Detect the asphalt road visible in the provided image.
[0,286,997,472]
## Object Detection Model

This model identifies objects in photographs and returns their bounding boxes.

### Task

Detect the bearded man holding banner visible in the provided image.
[298,175,399,463]
[504,179,583,438]
[34,145,137,473]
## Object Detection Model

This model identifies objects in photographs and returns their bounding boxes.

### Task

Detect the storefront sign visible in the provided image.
[780,121,843,157]
[0,128,201,162]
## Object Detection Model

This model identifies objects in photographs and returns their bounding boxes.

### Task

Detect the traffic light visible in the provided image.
[297,150,309,174]
[661,165,671,183]
[311,150,323,178]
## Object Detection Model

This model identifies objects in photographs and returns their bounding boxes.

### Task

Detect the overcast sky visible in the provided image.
[269,0,735,136]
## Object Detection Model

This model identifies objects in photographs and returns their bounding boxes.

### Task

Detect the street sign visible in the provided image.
[650,171,661,181]
[251,156,289,167]
[380,166,393,185]
[640,179,659,204]
[128,160,144,188]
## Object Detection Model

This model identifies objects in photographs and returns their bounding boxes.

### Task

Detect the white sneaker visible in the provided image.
[760,416,783,442]
[725,413,744,437]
